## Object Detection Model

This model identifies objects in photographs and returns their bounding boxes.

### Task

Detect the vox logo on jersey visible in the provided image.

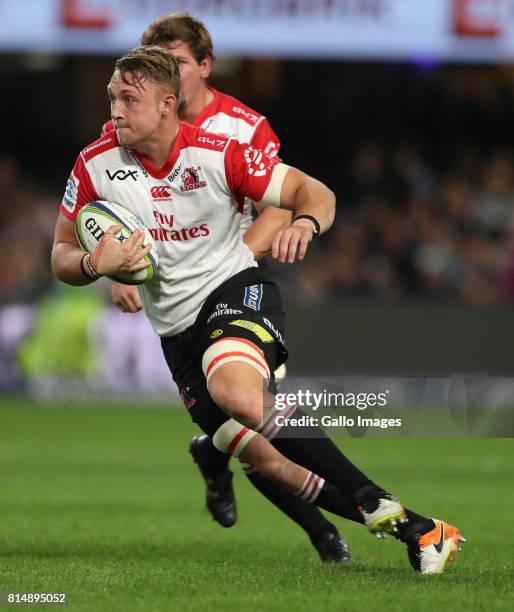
[150,186,172,201]
[179,166,207,192]
[106,169,138,182]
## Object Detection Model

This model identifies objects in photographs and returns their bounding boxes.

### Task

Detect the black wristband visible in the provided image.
[292,214,321,237]
[79,254,91,279]
[80,253,101,281]
[86,253,102,279]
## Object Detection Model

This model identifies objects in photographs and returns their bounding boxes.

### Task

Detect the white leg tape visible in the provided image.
[212,418,257,458]
[202,337,270,382]
[296,471,325,503]
[257,401,297,441]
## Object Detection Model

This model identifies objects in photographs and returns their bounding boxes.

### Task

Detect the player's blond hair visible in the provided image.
[141,12,215,64]
[115,45,181,100]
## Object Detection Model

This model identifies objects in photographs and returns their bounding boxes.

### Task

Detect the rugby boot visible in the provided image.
[406,519,465,574]
[311,531,353,563]
[189,434,237,528]
[355,485,407,537]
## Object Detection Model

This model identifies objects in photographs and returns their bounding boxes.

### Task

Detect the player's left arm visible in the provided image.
[226,140,335,264]
[265,165,335,263]
[242,119,292,260]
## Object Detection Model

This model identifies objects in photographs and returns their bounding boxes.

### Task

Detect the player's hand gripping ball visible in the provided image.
[76,201,158,285]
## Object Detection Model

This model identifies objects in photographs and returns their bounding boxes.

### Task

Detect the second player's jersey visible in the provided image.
[102,88,280,234]
[61,122,280,337]
[194,88,280,233]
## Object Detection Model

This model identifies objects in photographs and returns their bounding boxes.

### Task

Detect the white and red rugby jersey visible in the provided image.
[101,88,280,233]
[61,122,284,337]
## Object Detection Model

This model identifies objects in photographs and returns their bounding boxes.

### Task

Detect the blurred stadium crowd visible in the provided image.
[288,142,514,305]
[2,141,514,307]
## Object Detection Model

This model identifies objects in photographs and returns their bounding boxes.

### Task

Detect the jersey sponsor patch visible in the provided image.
[244,284,263,311]
[150,185,172,201]
[206,303,244,324]
[179,166,207,192]
[263,316,284,344]
[106,168,138,182]
[62,172,79,213]
[244,146,270,177]
[229,319,274,343]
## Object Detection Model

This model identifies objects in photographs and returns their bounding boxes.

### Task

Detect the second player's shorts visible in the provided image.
[161,266,287,437]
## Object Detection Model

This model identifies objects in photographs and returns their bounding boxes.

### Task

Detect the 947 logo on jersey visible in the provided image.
[179,166,207,192]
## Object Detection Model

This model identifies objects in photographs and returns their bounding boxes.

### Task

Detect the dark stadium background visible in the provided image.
[2,56,514,378]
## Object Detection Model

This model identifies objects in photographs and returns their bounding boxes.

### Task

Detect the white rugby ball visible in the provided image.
[75,200,158,285]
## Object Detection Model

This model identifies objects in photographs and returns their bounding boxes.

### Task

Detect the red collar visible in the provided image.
[130,123,184,179]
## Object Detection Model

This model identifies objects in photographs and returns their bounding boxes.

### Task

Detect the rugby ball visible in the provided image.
[75,200,158,285]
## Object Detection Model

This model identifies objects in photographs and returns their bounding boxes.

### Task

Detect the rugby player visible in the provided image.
[104,13,352,563]
[51,46,464,574]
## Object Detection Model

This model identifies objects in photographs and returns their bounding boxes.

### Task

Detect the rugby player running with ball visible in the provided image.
[52,46,464,574]
[103,12,353,563]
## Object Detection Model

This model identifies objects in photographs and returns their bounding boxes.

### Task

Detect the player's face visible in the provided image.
[160,40,211,110]
[107,70,165,148]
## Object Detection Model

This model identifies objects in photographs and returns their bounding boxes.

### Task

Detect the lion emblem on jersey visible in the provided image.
[180,166,207,192]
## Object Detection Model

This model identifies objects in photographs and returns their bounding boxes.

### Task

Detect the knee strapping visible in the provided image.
[202,337,270,382]
[212,418,257,458]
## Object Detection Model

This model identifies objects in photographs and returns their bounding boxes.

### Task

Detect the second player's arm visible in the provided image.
[243,205,292,261]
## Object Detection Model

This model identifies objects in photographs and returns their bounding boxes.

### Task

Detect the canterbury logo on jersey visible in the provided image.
[148,224,210,242]
[106,169,138,181]
[150,186,172,201]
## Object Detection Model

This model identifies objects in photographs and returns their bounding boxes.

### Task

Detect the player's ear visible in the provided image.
[199,55,212,80]
[161,92,178,117]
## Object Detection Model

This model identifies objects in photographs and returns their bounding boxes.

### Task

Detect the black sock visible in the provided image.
[270,410,375,499]
[314,483,433,538]
[314,482,365,524]
[395,511,434,543]
[246,471,339,539]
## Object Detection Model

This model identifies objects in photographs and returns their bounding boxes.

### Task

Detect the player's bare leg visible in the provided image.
[205,355,464,573]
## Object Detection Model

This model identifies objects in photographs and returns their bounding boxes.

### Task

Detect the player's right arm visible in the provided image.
[51,154,151,285]
[51,213,150,285]
[51,212,97,286]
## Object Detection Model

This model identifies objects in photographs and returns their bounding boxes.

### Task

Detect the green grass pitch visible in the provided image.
[0,401,512,611]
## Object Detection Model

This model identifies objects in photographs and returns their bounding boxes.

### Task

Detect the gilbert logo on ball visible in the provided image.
[75,200,158,285]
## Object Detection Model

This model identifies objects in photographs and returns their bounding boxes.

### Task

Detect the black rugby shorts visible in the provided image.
[161,267,287,437]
